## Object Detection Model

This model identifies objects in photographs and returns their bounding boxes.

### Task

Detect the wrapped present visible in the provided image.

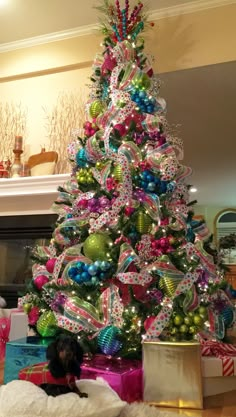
[201,340,236,376]
[4,336,54,384]
[143,341,203,409]
[201,339,236,396]
[81,354,142,402]
[0,317,10,360]
[19,362,76,386]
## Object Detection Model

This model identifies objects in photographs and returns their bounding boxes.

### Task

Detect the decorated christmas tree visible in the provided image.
[20,0,235,359]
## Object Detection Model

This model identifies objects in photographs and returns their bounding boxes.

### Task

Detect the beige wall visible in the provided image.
[195,205,236,235]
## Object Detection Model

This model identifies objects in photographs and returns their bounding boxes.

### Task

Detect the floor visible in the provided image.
[0,360,236,416]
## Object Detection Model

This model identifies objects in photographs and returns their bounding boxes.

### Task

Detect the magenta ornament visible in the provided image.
[46,258,57,273]
[33,274,49,290]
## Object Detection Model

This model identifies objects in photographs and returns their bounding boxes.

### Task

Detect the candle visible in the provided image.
[14,135,23,150]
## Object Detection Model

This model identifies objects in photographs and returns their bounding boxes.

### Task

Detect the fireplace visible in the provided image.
[0,174,70,307]
[0,214,58,307]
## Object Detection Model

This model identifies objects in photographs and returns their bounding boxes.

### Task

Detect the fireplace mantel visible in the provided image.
[0,174,70,197]
[0,174,70,216]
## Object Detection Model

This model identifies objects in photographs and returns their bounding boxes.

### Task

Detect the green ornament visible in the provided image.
[83,233,113,261]
[135,211,152,234]
[173,315,184,326]
[193,314,204,327]
[113,164,123,182]
[179,324,188,334]
[23,303,32,314]
[36,311,57,337]
[89,100,104,118]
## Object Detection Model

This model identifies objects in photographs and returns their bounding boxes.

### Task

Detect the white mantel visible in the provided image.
[0,174,70,216]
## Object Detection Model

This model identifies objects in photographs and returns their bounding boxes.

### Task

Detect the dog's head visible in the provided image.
[46,335,84,376]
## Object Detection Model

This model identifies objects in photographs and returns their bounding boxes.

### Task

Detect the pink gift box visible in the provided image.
[81,354,142,402]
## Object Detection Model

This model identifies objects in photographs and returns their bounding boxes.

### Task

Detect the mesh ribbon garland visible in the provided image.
[145,270,200,339]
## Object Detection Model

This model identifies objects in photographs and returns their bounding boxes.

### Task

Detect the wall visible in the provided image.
[0,4,236,159]
[194,205,236,235]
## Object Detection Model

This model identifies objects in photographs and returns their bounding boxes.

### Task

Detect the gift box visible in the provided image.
[0,310,28,360]
[80,354,142,402]
[143,341,203,409]
[201,340,236,396]
[4,336,54,384]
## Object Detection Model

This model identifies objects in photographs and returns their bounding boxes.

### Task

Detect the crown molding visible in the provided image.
[150,0,236,21]
[0,23,99,54]
[0,0,235,53]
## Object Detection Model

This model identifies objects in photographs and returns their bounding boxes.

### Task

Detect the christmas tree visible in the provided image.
[21,0,235,359]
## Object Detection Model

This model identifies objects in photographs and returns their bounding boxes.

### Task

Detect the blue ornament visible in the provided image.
[100,261,110,271]
[99,272,106,280]
[147,182,156,192]
[68,266,78,278]
[88,264,98,276]
[94,260,102,269]
[76,262,84,270]
[74,274,83,283]
[81,271,90,282]
[76,149,88,168]
[220,306,234,327]
[98,325,122,356]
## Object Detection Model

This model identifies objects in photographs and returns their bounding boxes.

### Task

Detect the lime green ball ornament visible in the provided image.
[36,311,57,337]
[89,100,104,118]
[83,233,113,261]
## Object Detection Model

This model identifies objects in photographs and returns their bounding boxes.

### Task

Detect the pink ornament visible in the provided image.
[124,206,135,216]
[83,121,91,129]
[144,316,156,332]
[33,275,49,290]
[46,258,57,273]
[28,306,40,326]
[113,123,126,137]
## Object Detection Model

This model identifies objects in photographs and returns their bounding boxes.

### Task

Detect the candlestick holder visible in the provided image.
[11,148,23,177]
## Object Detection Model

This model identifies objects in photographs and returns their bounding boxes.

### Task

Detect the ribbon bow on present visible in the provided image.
[201,339,236,376]
[0,317,10,360]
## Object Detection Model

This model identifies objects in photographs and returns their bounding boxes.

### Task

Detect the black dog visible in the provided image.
[40,334,88,398]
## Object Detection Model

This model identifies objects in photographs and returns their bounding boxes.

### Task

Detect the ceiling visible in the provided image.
[0,0,235,207]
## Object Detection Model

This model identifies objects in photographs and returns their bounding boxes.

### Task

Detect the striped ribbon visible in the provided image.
[201,340,236,376]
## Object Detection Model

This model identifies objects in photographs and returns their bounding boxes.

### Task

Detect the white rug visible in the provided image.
[120,403,184,417]
[0,379,186,417]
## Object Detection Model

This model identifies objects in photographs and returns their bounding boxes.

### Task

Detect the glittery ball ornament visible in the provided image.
[36,311,57,337]
[33,275,49,290]
[98,325,122,356]
[46,258,57,273]
[83,233,113,261]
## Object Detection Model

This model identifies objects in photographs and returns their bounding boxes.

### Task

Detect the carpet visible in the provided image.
[120,403,186,417]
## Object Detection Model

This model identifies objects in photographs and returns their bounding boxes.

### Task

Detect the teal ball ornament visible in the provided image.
[221,305,234,327]
[98,325,122,356]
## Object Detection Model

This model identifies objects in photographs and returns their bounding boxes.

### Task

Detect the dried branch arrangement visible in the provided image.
[0,101,27,161]
[44,91,87,174]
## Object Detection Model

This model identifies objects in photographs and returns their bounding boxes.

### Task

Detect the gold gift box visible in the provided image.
[143,340,203,409]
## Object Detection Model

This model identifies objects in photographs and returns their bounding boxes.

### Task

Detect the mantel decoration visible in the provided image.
[0,102,27,174]
[19,0,236,381]
[11,136,24,178]
[28,147,58,176]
